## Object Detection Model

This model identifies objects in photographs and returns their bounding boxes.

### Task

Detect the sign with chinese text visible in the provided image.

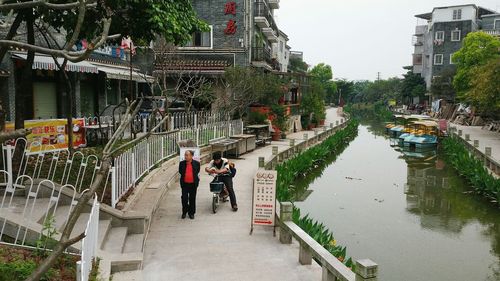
[5,119,86,153]
[224,2,237,35]
[252,170,277,226]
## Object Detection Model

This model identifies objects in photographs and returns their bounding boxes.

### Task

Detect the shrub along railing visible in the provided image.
[260,119,378,281]
[443,127,500,205]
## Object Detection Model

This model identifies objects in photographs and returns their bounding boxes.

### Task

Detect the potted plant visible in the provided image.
[271,104,289,140]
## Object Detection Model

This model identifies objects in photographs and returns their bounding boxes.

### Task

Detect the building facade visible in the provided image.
[412,4,498,101]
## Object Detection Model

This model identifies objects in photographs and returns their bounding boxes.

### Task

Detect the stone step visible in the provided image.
[102,227,128,253]
[122,233,144,253]
[111,270,143,281]
[70,212,90,239]
[52,205,73,231]
[0,196,55,224]
[97,219,112,250]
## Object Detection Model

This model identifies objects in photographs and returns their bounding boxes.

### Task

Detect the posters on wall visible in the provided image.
[5,119,86,153]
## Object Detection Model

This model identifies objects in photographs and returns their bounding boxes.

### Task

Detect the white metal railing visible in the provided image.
[483,30,500,36]
[111,119,244,207]
[77,195,100,281]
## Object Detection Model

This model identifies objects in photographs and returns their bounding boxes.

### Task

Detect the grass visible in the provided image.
[441,135,500,205]
[0,244,79,281]
[275,120,359,269]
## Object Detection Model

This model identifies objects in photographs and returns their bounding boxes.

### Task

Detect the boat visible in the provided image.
[402,121,440,149]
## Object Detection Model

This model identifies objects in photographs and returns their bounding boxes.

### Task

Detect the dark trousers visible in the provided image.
[181,183,197,215]
[219,176,237,207]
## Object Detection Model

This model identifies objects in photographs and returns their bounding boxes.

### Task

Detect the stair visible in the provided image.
[102,227,128,253]
[123,234,144,253]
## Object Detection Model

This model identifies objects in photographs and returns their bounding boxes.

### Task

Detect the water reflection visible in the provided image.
[297,120,500,280]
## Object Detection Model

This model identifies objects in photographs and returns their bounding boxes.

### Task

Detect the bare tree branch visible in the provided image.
[0,0,96,11]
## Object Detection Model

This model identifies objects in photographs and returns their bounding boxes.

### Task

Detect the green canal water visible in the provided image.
[295,121,500,281]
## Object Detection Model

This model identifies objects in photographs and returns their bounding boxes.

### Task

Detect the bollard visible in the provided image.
[279,202,293,244]
[330,123,333,129]
[341,118,345,123]
[336,120,339,126]
[458,130,462,136]
[323,126,327,132]
[299,242,312,265]
[486,147,492,157]
[272,146,279,156]
[314,130,318,136]
[258,157,265,168]
[355,259,378,280]
[465,134,470,141]
[289,138,295,147]
[474,140,479,148]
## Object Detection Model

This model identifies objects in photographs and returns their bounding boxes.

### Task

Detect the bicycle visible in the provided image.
[209,175,225,213]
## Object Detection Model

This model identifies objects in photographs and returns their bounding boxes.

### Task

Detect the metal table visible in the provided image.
[245,124,271,146]
[230,134,256,154]
[211,138,240,158]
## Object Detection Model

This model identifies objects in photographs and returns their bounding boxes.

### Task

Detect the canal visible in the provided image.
[295,121,500,281]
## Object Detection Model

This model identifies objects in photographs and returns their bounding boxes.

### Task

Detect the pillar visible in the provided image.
[279,202,293,244]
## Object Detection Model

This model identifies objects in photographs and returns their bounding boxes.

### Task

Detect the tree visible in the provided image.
[452,31,500,97]
[401,66,426,104]
[334,79,354,104]
[0,1,208,279]
[463,59,500,118]
[309,63,332,84]
[288,56,308,73]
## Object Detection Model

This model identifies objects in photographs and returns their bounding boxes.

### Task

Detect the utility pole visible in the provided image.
[377,72,381,81]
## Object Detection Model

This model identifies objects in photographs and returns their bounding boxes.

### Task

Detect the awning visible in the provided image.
[92,64,155,83]
[12,53,98,74]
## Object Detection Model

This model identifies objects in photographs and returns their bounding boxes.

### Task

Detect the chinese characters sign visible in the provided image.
[5,119,86,153]
[252,170,277,226]
[224,1,237,35]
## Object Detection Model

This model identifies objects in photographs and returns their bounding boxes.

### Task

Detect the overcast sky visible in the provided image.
[274,0,500,81]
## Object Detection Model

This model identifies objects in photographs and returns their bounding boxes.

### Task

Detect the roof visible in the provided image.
[154,59,230,74]
[12,52,98,74]
[278,30,289,40]
[416,5,498,20]
[90,62,155,83]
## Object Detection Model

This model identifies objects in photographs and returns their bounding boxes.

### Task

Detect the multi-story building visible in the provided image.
[411,4,498,100]
[272,30,290,72]
[153,0,288,75]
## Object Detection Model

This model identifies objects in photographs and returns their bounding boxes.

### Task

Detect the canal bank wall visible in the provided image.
[258,118,379,281]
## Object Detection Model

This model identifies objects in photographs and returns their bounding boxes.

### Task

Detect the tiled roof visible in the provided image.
[154,59,231,72]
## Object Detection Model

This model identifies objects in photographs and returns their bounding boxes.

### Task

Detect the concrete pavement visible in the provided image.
[113,108,344,281]
[451,124,500,162]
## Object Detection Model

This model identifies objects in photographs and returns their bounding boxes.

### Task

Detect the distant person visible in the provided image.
[205,152,238,211]
[178,150,200,219]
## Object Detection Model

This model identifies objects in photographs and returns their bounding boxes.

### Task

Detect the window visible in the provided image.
[279,41,284,53]
[495,19,500,30]
[435,31,444,41]
[184,25,213,48]
[452,9,462,20]
[434,54,443,65]
[413,54,423,65]
[449,54,455,64]
[451,30,461,41]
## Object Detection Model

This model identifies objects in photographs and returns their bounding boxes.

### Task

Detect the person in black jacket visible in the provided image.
[178,150,201,219]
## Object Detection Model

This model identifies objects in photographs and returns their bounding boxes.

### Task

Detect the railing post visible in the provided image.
[5,145,13,190]
[322,267,335,281]
[146,142,151,172]
[299,241,312,265]
[465,134,470,141]
[474,140,479,148]
[355,259,378,280]
[76,261,82,281]
[131,152,136,186]
[458,129,463,136]
[336,120,339,126]
[279,202,293,244]
[272,146,278,156]
[258,157,265,168]
[330,123,333,129]
[111,167,116,208]
[303,133,308,146]
[486,147,492,157]
[289,138,295,147]
[196,128,200,147]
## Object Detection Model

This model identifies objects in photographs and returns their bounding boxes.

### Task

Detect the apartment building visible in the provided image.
[411,4,498,99]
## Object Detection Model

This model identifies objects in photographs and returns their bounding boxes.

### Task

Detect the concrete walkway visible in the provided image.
[451,124,500,163]
[114,108,343,281]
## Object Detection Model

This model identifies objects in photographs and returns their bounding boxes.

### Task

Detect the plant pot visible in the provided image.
[272,132,281,141]
[307,124,314,130]
[319,119,325,126]
[280,132,287,139]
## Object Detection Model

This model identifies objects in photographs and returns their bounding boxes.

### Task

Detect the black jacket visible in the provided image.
[178,160,201,188]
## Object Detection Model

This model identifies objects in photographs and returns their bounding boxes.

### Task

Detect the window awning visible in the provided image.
[91,64,155,83]
[12,53,98,74]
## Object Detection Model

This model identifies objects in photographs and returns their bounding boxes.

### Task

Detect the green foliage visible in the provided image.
[453,32,500,97]
[41,0,208,46]
[275,121,359,269]
[345,102,393,122]
[35,215,59,257]
[442,136,500,204]
[461,55,500,118]
[247,110,268,125]
[401,67,426,104]
[270,104,288,131]
[288,57,308,73]
[349,78,402,104]
[301,80,326,125]
[334,79,354,104]
[309,63,333,84]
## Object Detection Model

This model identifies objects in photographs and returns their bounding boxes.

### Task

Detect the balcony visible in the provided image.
[252,47,272,64]
[254,1,278,31]
[412,35,424,46]
[262,27,278,43]
[414,25,427,36]
[268,0,280,9]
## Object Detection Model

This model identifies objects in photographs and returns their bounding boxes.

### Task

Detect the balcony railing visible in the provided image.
[483,30,500,36]
[254,0,278,32]
[252,47,272,64]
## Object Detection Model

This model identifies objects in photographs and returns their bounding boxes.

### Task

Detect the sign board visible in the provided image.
[251,170,277,229]
[179,147,201,162]
[5,118,86,153]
